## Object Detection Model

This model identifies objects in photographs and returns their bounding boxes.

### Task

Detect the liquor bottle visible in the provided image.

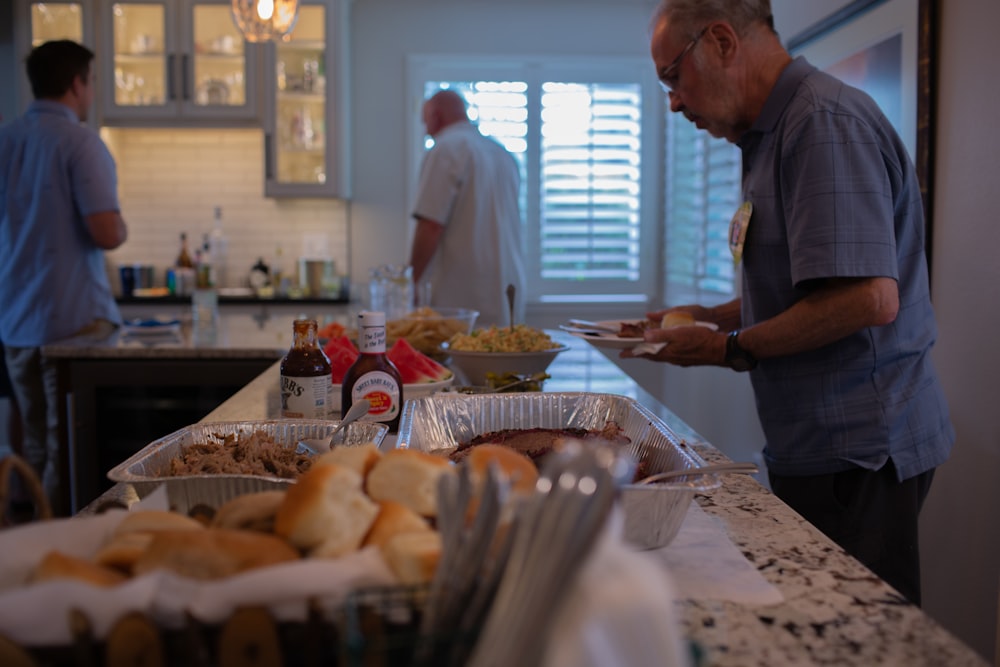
[341,311,403,433]
[208,206,228,288]
[197,234,214,288]
[280,319,333,419]
[272,244,287,295]
[176,232,194,268]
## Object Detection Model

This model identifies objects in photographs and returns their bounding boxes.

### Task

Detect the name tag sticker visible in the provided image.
[729,201,753,264]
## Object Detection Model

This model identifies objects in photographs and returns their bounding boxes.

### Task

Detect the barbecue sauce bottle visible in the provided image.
[342,311,403,432]
[280,319,333,419]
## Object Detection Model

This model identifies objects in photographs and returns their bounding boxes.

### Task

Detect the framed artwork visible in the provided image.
[788,0,935,272]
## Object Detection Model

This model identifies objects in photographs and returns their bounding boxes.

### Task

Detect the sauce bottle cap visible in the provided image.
[358,311,386,327]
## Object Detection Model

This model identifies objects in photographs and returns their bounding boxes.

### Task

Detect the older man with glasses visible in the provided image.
[631,0,953,607]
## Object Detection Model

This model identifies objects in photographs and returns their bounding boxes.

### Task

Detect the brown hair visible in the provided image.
[26,40,94,100]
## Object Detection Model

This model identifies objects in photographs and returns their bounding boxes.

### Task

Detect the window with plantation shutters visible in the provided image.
[408,56,740,310]
[410,57,659,306]
[538,82,642,286]
[663,111,741,307]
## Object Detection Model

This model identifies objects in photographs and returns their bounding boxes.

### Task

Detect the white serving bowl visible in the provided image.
[443,345,568,386]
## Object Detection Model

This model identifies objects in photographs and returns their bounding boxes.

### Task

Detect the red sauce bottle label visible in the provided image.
[342,311,403,432]
[348,370,401,421]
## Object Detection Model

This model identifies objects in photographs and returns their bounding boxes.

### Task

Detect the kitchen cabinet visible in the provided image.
[98,0,259,124]
[262,0,350,198]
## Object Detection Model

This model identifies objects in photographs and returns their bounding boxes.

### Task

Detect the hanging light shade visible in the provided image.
[231,0,300,42]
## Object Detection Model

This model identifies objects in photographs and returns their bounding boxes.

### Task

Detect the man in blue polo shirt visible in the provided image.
[633,1,953,606]
[0,40,128,513]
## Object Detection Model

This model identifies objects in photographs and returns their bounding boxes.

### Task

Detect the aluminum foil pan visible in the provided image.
[397,392,720,549]
[107,419,389,514]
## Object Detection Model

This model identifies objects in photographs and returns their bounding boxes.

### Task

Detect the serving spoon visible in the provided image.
[297,399,371,453]
[636,461,759,485]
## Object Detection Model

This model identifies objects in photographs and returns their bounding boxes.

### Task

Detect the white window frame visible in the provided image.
[405,55,664,310]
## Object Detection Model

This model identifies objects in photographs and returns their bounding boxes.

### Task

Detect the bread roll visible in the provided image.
[94,531,155,573]
[660,311,696,328]
[113,510,206,536]
[312,442,382,480]
[211,490,286,533]
[381,531,442,585]
[465,444,539,496]
[274,463,379,558]
[132,529,299,580]
[462,444,539,521]
[366,449,454,518]
[660,310,695,329]
[32,550,128,587]
[362,500,432,550]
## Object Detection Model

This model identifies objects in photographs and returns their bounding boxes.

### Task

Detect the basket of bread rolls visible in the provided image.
[0,441,538,666]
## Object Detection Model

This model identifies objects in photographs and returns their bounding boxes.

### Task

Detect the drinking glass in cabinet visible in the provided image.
[30,2,83,46]
[112,3,166,107]
[273,4,327,185]
[192,5,246,107]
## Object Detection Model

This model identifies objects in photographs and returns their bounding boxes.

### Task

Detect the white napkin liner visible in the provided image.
[655,501,784,605]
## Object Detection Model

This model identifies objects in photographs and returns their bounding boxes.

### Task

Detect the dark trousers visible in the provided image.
[769,460,935,606]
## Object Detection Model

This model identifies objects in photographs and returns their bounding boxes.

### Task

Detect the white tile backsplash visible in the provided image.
[100,128,349,289]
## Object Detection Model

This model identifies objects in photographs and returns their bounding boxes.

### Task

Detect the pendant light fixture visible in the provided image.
[231,0,300,42]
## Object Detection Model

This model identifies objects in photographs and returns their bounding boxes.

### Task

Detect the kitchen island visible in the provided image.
[81,333,989,666]
[43,310,353,513]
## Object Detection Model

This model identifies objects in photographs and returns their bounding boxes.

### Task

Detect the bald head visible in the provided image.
[422,90,469,137]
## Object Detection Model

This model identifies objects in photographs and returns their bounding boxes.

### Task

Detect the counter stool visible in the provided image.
[0,454,51,527]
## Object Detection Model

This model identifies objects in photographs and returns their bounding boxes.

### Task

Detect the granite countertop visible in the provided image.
[116,293,350,306]
[42,312,337,360]
[80,336,989,666]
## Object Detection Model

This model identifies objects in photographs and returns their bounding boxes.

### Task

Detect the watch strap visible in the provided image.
[725,330,757,371]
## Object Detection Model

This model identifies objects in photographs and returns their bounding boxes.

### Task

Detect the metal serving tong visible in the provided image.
[636,460,759,485]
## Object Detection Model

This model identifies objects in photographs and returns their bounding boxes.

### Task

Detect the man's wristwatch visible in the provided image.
[725,330,757,372]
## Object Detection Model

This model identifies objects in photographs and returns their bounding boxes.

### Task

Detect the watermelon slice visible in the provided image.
[324,335,360,384]
[387,338,453,384]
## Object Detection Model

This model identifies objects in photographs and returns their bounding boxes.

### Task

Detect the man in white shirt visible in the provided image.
[409,90,526,326]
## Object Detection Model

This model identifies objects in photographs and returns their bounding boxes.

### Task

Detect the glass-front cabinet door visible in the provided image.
[264,0,349,197]
[101,0,258,122]
[14,1,96,115]
[29,2,89,44]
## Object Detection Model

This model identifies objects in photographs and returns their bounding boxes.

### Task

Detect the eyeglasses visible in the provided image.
[658,26,709,93]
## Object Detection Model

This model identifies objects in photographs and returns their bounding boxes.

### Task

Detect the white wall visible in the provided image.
[916,2,1000,660]
[348,0,659,288]
[772,0,1000,660]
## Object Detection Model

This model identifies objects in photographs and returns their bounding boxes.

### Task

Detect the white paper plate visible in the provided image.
[567,319,718,350]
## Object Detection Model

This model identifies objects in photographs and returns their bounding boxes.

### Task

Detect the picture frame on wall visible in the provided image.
[787,0,935,273]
